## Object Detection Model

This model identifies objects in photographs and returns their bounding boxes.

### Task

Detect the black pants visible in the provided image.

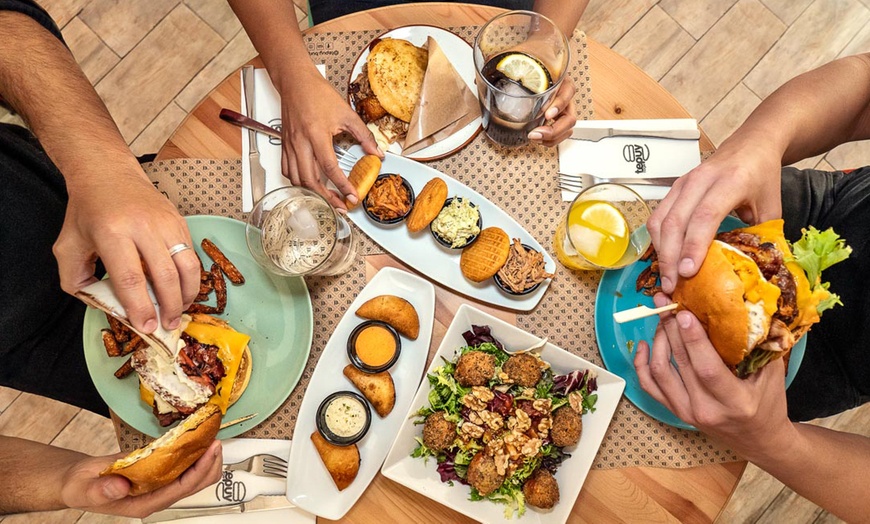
[781,166,870,421]
[309,0,534,25]
[0,123,108,416]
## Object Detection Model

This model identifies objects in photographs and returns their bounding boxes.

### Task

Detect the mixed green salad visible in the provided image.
[411,325,598,518]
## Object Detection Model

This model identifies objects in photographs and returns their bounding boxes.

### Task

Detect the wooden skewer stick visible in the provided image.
[220,413,258,430]
[613,303,679,323]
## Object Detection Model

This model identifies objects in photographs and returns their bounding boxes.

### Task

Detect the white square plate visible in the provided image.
[381,304,625,523]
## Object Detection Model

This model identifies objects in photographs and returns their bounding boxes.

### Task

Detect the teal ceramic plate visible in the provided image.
[83,215,313,438]
[594,216,806,431]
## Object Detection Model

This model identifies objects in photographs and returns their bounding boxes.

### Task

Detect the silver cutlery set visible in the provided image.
[143,454,293,523]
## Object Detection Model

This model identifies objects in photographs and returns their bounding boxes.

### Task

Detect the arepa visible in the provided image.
[367,38,428,123]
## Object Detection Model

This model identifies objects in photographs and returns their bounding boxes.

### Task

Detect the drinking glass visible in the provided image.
[473,10,570,147]
[246,187,357,277]
[553,183,651,271]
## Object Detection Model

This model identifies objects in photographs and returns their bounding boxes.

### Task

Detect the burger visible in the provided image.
[134,313,252,426]
[100,402,221,495]
[672,219,850,377]
[349,38,428,149]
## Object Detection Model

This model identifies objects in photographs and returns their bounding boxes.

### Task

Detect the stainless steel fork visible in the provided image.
[559,172,679,191]
[334,145,359,172]
[223,454,288,478]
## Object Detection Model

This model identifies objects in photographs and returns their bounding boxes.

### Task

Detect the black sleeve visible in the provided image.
[0,0,65,44]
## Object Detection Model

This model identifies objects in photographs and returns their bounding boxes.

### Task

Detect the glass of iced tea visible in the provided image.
[553,183,651,271]
[246,187,358,277]
[473,10,570,147]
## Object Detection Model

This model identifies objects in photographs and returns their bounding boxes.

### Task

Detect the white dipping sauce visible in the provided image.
[324,395,367,437]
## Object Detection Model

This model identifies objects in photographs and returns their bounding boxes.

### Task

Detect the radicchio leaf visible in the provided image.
[461,325,504,351]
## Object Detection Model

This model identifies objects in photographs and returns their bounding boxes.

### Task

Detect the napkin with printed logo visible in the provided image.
[166,438,315,523]
[558,119,702,201]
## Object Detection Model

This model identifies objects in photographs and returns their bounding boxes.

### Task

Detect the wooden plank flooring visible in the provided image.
[2,1,869,522]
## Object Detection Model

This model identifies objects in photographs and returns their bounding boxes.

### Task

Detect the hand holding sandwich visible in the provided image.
[648,53,870,295]
[633,295,870,523]
[0,437,222,517]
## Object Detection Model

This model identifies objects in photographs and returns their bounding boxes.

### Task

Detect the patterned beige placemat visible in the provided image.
[117,27,738,469]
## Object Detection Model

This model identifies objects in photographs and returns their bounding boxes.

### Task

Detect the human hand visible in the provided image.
[53,160,201,333]
[528,77,577,146]
[646,139,782,294]
[61,440,222,518]
[633,294,795,456]
[278,69,382,210]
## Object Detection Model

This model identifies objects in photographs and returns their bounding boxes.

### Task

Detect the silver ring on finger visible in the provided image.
[168,243,192,257]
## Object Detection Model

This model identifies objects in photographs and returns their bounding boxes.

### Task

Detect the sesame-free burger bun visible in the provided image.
[100,403,222,496]
[673,240,779,368]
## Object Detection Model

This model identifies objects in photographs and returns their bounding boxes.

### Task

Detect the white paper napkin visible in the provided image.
[164,438,314,523]
[241,66,326,212]
[557,119,701,201]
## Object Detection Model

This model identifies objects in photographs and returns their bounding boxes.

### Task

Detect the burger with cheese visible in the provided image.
[673,219,850,377]
[134,313,252,426]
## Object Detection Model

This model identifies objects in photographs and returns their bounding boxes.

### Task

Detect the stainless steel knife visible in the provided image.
[242,66,267,205]
[142,495,296,523]
[570,127,700,142]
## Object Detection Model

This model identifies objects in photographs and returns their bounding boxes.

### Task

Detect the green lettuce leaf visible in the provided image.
[790,226,851,287]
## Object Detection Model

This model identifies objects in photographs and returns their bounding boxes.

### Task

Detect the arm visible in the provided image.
[0,437,222,516]
[526,0,589,146]
[228,0,381,210]
[648,53,870,294]
[0,11,200,332]
[633,295,870,521]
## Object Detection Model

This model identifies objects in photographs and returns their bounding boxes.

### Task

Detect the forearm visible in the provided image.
[533,0,588,38]
[228,0,319,95]
[0,12,143,187]
[738,422,870,521]
[723,53,870,165]
[0,437,83,513]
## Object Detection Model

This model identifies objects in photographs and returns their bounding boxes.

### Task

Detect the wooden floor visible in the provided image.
[2,0,870,522]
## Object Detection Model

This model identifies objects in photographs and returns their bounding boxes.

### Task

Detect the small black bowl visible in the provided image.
[315,390,372,446]
[429,197,483,249]
[492,243,548,296]
[363,173,415,225]
[346,320,402,373]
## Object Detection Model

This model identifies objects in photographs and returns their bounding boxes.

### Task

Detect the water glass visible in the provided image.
[246,187,357,277]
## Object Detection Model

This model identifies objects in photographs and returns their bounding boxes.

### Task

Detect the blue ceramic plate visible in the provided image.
[83,215,314,438]
[594,216,806,430]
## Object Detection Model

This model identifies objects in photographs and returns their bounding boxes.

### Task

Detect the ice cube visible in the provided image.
[493,78,536,122]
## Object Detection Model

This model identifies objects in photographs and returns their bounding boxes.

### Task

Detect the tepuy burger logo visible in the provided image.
[623,144,650,174]
[215,470,246,502]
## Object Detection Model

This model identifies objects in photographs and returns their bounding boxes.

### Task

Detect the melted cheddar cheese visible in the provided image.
[183,321,250,413]
[740,220,824,328]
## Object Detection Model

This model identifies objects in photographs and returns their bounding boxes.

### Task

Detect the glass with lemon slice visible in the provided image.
[554,183,652,270]
[473,11,569,147]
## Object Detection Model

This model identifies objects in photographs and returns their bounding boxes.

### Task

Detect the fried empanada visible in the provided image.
[343,365,396,417]
[355,294,419,340]
[310,431,360,491]
[345,155,382,209]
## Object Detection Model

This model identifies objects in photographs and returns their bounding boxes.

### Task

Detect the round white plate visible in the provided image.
[348,25,482,161]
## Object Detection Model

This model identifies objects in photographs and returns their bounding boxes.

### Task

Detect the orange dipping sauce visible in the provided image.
[354,325,396,368]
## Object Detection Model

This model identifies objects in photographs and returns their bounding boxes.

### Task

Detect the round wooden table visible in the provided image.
[157,4,739,523]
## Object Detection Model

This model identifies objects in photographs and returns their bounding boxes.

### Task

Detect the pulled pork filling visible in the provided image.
[154,335,226,427]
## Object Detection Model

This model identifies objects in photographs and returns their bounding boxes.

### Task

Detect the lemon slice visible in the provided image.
[567,201,630,267]
[495,53,551,94]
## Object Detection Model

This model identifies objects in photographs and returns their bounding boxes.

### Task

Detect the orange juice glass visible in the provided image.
[554,183,651,270]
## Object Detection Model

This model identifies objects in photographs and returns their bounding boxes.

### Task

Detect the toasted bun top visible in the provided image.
[101,403,221,496]
[367,38,428,122]
[673,240,781,366]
